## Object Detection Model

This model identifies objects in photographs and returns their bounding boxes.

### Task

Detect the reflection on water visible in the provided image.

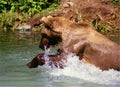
[0,31,44,86]
[0,30,120,86]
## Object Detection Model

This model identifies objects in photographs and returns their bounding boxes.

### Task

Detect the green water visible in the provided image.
[0,31,46,86]
[0,31,119,86]
[0,31,81,86]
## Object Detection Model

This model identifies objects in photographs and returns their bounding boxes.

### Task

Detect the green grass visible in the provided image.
[112,0,120,8]
[0,0,60,31]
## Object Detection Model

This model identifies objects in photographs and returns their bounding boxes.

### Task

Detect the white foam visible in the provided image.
[39,48,120,85]
[49,53,120,85]
[44,46,50,61]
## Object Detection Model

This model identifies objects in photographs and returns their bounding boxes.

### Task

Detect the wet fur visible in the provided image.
[28,16,120,71]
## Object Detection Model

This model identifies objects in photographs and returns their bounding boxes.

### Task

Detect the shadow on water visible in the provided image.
[0,29,119,86]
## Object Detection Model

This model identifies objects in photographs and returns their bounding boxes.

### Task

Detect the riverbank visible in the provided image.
[0,0,60,32]
[0,0,120,37]
[10,0,119,44]
[16,0,120,33]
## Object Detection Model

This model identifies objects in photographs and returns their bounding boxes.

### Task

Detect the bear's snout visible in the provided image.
[27,62,38,68]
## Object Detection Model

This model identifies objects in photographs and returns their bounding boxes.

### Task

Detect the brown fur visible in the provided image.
[28,16,120,71]
[27,53,65,69]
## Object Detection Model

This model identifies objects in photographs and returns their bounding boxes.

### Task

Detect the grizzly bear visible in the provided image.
[27,16,120,71]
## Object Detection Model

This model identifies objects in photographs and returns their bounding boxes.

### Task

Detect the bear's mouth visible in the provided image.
[39,33,62,50]
[49,35,62,46]
[39,23,62,50]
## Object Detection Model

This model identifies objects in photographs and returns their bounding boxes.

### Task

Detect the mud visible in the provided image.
[15,0,120,33]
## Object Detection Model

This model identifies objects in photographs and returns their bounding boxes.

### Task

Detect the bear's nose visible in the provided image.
[27,62,33,68]
[27,62,38,68]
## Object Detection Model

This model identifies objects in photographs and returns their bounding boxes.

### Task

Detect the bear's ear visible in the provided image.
[41,16,47,22]
[41,15,53,23]
[47,15,53,19]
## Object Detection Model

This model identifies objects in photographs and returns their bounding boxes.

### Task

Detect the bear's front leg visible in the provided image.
[27,53,45,68]
[27,52,66,69]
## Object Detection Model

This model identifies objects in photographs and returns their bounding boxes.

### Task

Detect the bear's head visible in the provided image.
[39,16,89,50]
[39,16,63,50]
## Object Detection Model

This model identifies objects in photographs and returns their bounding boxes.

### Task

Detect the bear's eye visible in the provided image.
[41,33,49,38]
[45,24,52,30]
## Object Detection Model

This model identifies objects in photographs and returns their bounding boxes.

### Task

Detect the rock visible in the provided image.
[16,25,31,31]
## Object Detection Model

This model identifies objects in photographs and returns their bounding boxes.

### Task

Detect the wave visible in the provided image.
[38,49,120,85]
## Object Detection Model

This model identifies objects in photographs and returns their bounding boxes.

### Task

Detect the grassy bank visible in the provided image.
[0,0,60,32]
[112,0,120,8]
[0,0,120,32]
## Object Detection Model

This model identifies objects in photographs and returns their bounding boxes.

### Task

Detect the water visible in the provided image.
[49,53,120,86]
[0,31,120,86]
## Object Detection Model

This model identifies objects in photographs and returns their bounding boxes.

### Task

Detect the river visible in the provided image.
[0,30,120,87]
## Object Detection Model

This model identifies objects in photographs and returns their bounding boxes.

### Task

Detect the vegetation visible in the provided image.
[0,0,120,32]
[91,19,113,34]
[91,0,120,34]
[0,0,60,31]
[112,0,120,8]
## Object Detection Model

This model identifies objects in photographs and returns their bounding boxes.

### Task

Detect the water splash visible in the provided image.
[44,46,50,61]
[39,47,120,85]
[40,53,120,85]
[42,46,56,68]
